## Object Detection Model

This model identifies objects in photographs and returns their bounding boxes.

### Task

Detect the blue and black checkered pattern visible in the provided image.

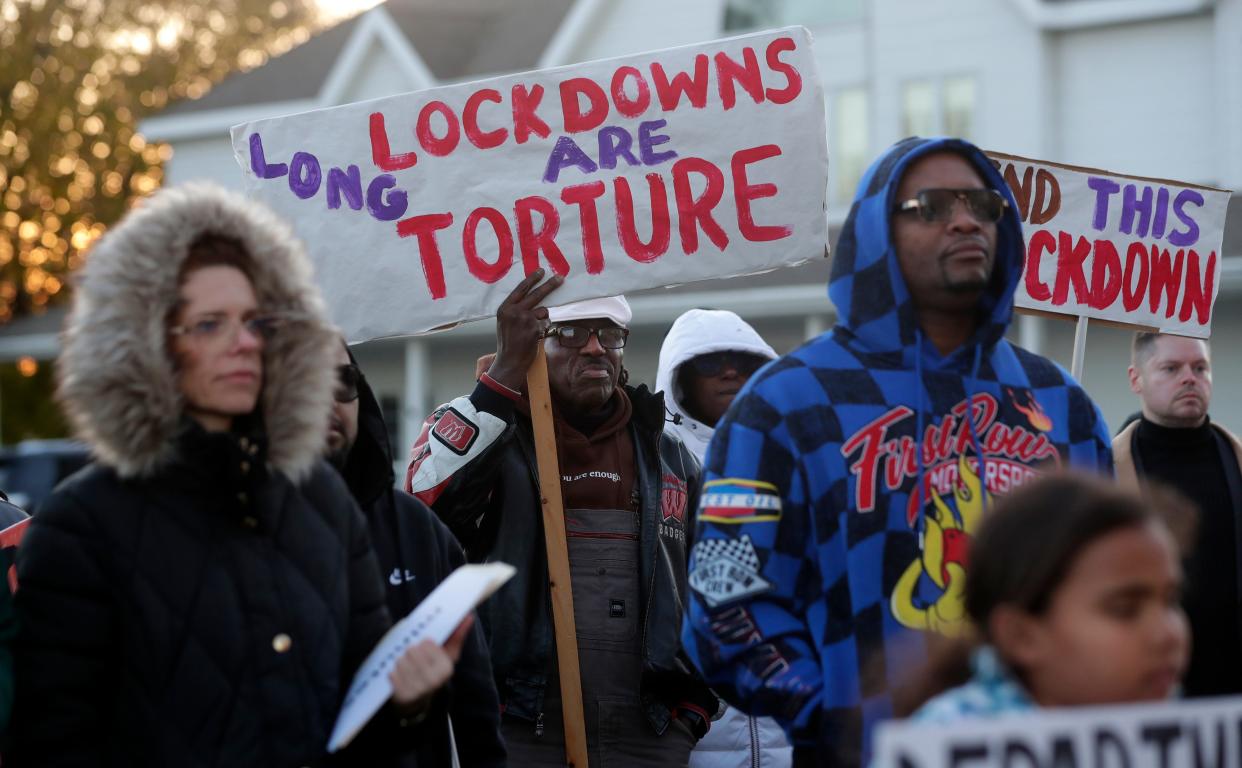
[682,137,1113,767]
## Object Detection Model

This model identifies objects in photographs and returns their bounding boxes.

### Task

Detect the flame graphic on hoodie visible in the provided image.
[1008,388,1053,433]
[891,453,992,636]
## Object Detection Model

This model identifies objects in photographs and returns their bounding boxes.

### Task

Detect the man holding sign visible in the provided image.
[406,274,716,766]
[682,137,1113,766]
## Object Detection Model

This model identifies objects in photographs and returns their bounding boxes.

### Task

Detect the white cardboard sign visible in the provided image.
[873,695,1242,767]
[989,152,1229,338]
[231,27,829,342]
[328,562,515,752]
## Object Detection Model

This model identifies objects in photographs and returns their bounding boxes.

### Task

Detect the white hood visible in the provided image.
[655,309,777,461]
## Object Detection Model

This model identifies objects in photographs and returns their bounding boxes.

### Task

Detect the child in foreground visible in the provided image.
[907,473,1192,722]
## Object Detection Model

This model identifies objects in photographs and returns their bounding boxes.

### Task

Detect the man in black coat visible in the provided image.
[329,341,506,768]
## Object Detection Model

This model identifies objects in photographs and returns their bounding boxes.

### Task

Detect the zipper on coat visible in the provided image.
[535,712,545,738]
[749,715,761,768]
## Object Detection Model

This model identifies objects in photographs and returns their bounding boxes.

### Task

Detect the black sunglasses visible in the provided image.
[546,324,629,350]
[893,188,1008,224]
[687,351,768,378]
[335,364,361,403]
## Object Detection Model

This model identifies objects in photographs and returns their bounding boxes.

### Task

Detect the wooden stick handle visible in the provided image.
[526,344,589,768]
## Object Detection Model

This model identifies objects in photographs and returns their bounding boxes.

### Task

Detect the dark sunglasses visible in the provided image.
[687,351,768,378]
[335,364,361,403]
[546,324,629,350]
[892,188,1008,224]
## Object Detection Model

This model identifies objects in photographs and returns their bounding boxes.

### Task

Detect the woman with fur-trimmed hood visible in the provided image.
[10,185,455,767]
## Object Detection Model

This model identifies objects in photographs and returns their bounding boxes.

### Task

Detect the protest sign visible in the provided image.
[988,152,1229,339]
[873,695,1242,767]
[230,26,829,342]
[329,562,516,752]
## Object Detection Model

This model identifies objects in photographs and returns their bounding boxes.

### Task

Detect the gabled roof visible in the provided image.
[159,0,575,119]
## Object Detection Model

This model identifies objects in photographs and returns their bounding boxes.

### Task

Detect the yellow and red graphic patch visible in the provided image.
[698,479,782,524]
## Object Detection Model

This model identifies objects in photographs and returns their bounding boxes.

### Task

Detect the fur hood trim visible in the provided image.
[58,183,337,481]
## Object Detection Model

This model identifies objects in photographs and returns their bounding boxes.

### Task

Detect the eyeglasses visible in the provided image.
[546,324,629,350]
[892,188,1008,224]
[169,313,282,345]
[336,364,361,403]
[687,351,768,378]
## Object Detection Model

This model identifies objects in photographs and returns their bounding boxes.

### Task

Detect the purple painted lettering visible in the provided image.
[366,174,408,222]
[1168,189,1204,247]
[326,165,363,211]
[288,152,321,200]
[597,126,639,170]
[1120,183,1152,238]
[249,133,287,179]
[542,135,598,183]
[1152,187,1170,240]
[1087,176,1120,231]
[638,119,677,166]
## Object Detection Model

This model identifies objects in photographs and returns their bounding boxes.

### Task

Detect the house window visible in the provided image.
[832,87,869,203]
[943,76,976,140]
[901,80,937,138]
[900,76,977,141]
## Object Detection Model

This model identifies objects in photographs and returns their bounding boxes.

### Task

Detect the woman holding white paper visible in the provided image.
[9,184,458,767]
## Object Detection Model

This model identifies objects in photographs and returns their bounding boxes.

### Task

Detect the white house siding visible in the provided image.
[1055,14,1217,185]
[164,135,245,188]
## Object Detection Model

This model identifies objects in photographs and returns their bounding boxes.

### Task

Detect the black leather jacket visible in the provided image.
[406,382,717,735]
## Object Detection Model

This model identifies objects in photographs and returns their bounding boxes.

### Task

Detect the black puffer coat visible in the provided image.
[10,184,405,767]
[13,426,394,767]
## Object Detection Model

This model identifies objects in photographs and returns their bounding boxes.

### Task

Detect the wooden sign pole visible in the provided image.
[525,344,589,768]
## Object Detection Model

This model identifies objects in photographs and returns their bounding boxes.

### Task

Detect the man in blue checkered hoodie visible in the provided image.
[681,137,1113,766]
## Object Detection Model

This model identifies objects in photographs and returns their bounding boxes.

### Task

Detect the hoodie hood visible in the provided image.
[58,183,337,481]
[339,347,395,506]
[655,309,777,460]
[828,136,1025,367]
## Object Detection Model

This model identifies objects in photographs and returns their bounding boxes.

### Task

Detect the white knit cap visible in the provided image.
[546,295,632,328]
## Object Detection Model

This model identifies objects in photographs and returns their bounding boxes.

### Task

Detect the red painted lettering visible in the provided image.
[463,207,513,283]
[1123,241,1148,312]
[396,213,453,300]
[463,88,507,149]
[560,77,610,134]
[650,55,710,111]
[732,144,791,242]
[615,173,671,263]
[415,100,460,157]
[1148,244,1184,318]
[1088,239,1121,309]
[1052,231,1091,307]
[515,195,569,276]
[511,84,551,144]
[561,181,607,274]
[763,37,802,104]
[1025,229,1055,301]
[369,112,416,172]
[714,47,765,110]
[610,65,652,118]
[1179,249,1215,325]
[672,157,728,254]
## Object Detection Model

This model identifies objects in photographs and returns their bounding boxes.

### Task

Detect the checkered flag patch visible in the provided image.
[692,535,761,571]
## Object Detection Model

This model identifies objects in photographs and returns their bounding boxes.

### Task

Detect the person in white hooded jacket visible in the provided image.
[656,309,792,768]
